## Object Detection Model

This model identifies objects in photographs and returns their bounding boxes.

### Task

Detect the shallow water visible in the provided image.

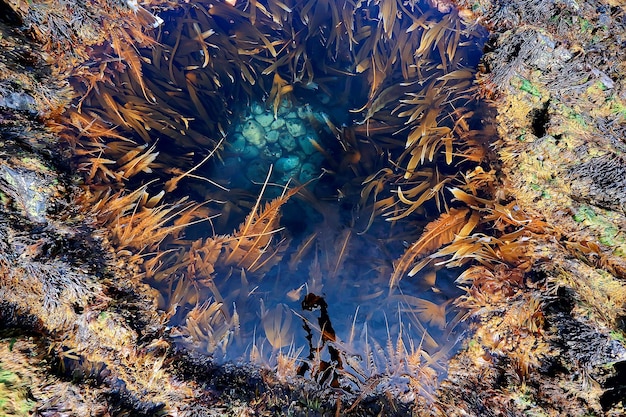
[76,0,490,397]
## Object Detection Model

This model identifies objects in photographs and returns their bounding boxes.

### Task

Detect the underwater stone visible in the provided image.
[277,98,292,115]
[261,143,282,160]
[278,132,297,152]
[293,150,307,162]
[250,102,264,115]
[298,132,318,155]
[299,163,318,183]
[286,119,306,137]
[270,118,285,130]
[240,145,260,160]
[265,130,279,143]
[229,133,246,153]
[285,111,298,119]
[242,119,266,148]
[279,168,300,184]
[297,104,313,120]
[255,112,274,128]
[0,165,50,223]
[275,155,301,173]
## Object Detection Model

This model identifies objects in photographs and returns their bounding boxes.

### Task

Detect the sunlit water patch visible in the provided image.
[68,0,491,401]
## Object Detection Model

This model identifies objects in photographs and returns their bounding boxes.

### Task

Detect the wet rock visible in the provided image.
[265,129,279,143]
[240,145,260,160]
[241,119,266,147]
[297,104,313,120]
[275,155,300,173]
[278,132,297,152]
[298,131,318,155]
[260,143,282,160]
[229,133,246,153]
[250,102,264,115]
[277,98,292,115]
[254,112,274,127]
[0,165,50,223]
[270,118,285,130]
[246,159,271,183]
[0,89,37,114]
[286,119,306,137]
[299,163,318,182]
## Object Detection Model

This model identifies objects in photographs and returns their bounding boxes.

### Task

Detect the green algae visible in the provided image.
[573,205,625,251]
[517,77,542,98]
[0,366,34,417]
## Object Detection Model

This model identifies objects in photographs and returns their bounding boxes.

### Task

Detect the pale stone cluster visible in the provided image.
[227,99,328,185]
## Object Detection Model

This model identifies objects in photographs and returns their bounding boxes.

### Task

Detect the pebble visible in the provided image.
[270,118,285,130]
[255,112,274,127]
[275,155,301,173]
[229,133,246,153]
[286,119,306,137]
[278,132,297,152]
[261,143,282,160]
[277,98,292,115]
[246,159,271,183]
[299,163,318,182]
[297,104,313,120]
[242,119,266,147]
[226,101,333,187]
[265,130,279,143]
[241,145,260,159]
[280,168,300,183]
[250,102,265,115]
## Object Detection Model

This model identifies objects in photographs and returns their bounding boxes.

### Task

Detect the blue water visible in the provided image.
[142,0,491,398]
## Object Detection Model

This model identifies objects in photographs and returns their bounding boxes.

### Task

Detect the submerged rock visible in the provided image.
[270,118,285,130]
[254,112,274,127]
[286,119,306,137]
[240,145,260,159]
[229,133,246,153]
[299,162,318,182]
[275,155,301,173]
[299,132,319,155]
[265,129,279,143]
[278,132,297,152]
[242,119,266,147]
